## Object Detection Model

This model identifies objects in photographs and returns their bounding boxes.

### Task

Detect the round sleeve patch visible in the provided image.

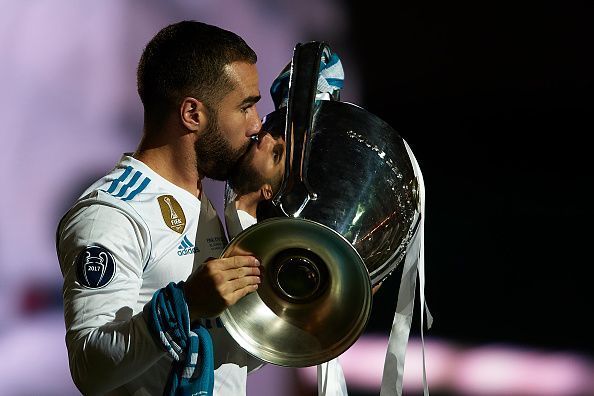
[75,245,117,289]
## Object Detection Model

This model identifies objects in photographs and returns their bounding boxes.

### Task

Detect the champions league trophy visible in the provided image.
[221,41,429,390]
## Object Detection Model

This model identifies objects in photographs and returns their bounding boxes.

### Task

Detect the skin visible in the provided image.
[133,61,264,320]
[233,131,286,217]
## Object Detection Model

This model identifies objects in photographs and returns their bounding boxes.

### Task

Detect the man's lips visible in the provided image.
[252,129,269,148]
[238,138,258,163]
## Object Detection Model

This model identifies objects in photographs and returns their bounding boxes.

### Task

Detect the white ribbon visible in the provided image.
[317,358,349,396]
[380,140,433,396]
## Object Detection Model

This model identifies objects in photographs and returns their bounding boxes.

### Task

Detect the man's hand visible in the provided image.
[372,282,383,296]
[183,254,261,320]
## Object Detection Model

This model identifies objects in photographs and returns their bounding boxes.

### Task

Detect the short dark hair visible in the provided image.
[137,20,257,120]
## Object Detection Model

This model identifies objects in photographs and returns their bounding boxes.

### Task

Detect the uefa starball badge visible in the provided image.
[75,245,116,289]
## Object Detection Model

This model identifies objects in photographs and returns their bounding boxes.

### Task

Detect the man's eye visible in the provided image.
[273,148,283,163]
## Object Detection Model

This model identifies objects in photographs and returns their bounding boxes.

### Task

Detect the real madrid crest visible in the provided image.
[158,195,186,233]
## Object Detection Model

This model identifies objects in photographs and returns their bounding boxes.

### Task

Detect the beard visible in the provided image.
[194,109,251,181]
[228,144,269,196]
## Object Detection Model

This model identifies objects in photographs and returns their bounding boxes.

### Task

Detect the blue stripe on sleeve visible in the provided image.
[113,171,142,198]
[123,177,151,201]
[106,166,133,194]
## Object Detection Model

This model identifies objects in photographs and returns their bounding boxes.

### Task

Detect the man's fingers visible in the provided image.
[223,275,260,295]
[219,277,260,307]
[232,275,261,290]
[372,282,383,295]
[186,256,262,319]
[220,255,260,270]
[227,282,260,305]
[206,258,261,280]
[224,245,256,257]
[230,265,261,280]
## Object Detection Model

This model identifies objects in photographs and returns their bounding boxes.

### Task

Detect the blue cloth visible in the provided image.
[148,281,214,396]
[270,46,344,110]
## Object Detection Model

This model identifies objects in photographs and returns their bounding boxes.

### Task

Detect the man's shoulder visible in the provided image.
[57,155,199,244]
[55,186,156,267]
[88,161,154,204]
[73,158,163,216]
[57,160,153,232]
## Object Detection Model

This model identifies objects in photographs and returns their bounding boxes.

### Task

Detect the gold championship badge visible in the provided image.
[157,195,186,233]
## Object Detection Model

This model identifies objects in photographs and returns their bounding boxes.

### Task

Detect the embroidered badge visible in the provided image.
[75,245,116,289]
[157,195,186,234]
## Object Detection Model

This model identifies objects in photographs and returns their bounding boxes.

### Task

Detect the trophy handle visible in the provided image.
[272,41,330,217]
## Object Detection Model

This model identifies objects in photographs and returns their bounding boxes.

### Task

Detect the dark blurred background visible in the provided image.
[350,2,594,395]
[352,0,593,351]
[1,1,592,395]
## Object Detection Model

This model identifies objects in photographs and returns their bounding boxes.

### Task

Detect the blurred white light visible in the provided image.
[297,336,594,396]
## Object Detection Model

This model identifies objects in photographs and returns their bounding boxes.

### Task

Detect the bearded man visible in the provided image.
[56,20,265,396]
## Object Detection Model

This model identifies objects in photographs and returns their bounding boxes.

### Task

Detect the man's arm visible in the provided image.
[58,202,163,394]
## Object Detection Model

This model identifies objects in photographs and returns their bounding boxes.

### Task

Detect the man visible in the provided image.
[56,21,265,395]
[226,129,286,235]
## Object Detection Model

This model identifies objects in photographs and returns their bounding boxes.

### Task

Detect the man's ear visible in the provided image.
[261,184,273,201]
[180,97,207,132]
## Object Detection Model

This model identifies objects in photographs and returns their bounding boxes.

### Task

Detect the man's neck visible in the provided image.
[133,128,202,198]
[235,192,262,218]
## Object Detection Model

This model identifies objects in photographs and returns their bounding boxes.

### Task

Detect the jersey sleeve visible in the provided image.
[57,195,166,394]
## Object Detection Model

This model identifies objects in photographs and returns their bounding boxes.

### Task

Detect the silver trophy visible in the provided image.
[222,42,421,367]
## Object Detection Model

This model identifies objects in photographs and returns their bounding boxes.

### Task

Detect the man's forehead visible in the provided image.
[223,62,260,94]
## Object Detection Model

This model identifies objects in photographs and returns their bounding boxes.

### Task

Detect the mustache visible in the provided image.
[238,138,257,163]
[228,139,256,178]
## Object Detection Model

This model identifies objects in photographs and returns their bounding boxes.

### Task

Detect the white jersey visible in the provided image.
[57,154,261,396]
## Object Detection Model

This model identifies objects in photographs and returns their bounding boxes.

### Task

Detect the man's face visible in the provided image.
[229,131,286,198]
[194,61,262,181]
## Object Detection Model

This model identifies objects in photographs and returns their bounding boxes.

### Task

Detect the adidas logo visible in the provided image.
[177,235,199,256]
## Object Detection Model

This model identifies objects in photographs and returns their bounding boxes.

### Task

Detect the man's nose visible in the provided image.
[247,109,263,137]
[261,132,275,146]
